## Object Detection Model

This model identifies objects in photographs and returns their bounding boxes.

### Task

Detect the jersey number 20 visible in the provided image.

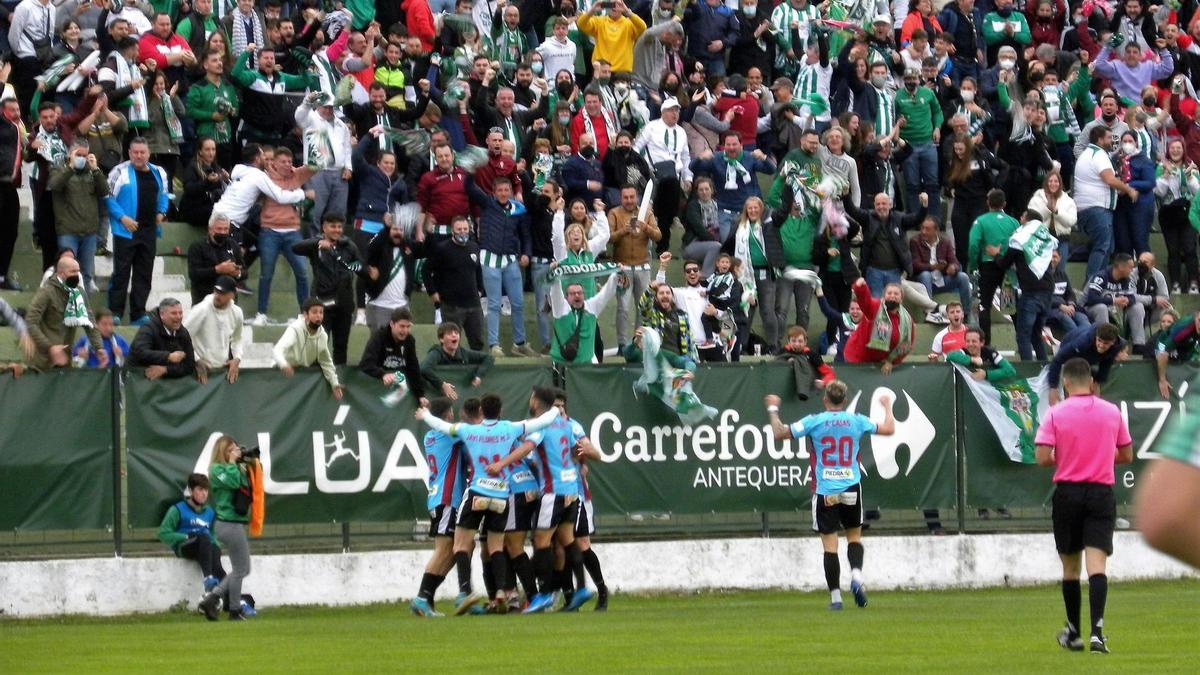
[819,436,853,467]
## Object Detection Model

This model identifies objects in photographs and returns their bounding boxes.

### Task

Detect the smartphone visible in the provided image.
[599,1,615,8]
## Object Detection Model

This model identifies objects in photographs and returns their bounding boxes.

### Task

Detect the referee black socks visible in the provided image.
[1089,574,1108,638]
[1061,579,1081,638]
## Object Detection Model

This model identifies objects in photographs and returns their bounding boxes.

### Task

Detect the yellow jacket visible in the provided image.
[576,12,646,72]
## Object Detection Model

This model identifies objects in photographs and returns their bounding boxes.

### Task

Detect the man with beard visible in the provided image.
[230,42,313,147]
[273,299,343,399]
[363,219,426,331]
[418,143,471,242]
[424,217,485,350]
[360,307,449,406]
[248,146,313,325]
[844,278,916,375]
[639,277,696,364]
[26,103,72,274]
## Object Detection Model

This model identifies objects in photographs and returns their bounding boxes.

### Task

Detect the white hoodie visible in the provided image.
[212,164,304,226]
[183,294,244,369]
[272,317,339,388]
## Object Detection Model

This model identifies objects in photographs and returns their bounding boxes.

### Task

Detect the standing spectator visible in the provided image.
[273,299,343,399]
[197,436,254,621]
[570,89,618,159]
[424,217,485,350]
[1085,253,1146,353]
[421,322,495,389]
[183,276,244,384]
[223,0,266,56]
[1155,138,1199,294]
[895,68,943,220]
[292,214,367,365]
[1028,170,1077,262]
[910,217,972,322]
[967,189,1019,344]
[186,50,239,170]
[144,71,186,189]
[844,277,917,375]
[1048,249,1090,336]
[128,298,199,380]
[682,0,739,77]
[928,302,969,361]
[230,42,312,148]
[296,93,354,237]
[1092,38,1173,104]
[944,132,1007,267]
[107,138,169,327]
[26,102,70,275]
[417,143,470,241]
[73,308,129,368]
[609,184,661,349]
[1076,127,1138,282]
[576,0,646,74]
[634,98,691,254]
[177,0,227,58]
[1046,322,1125,404]
[49,141,107,294]
[157,473,226,601]
[466,175,537,358]
[638,280,696,363]
[728,0,771,79]
[689,131,775,238]
[940,0,984,84]
[981,0,1031,65]
[360,307,448,406]
[364,219,425,332]
[842,191,927,297]
[0,98,22,291]
[138,12,196,85]
[26,255,105,371]
[994,213,1058,362]
[560,133,605,205]
[681,178,724,277]
[1112,131,1156,258]
[187,213,244,305]
[7,0,56,119]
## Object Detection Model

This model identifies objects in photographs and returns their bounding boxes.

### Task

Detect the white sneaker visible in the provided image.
[924,310,950,325]
[86,280,100,294]
[500,297,512,316]
[434,308,442,324]
[250,313,269,327]
[1191,283,1199,295]
[1172,283,1182,295]
[355,308,367,326]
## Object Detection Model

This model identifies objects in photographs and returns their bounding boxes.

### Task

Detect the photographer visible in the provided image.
[197,436,256,621]
[157,473,227,602]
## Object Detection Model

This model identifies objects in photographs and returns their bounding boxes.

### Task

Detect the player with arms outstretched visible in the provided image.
[410,398,468,617]
[416,392,559,615]
[765,381,895,610]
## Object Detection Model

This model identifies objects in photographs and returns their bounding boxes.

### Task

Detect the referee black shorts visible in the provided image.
[812,484,863,534]
[1052,482,1116,555]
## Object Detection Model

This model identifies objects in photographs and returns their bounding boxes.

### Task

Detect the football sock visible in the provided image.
[823,552,840,591]
[533,547,554,594]
[505,555,518,591]
[1061,579,1081,637]
[454,552,472,594]
[847,543,864,584]
[566,542,586,586]
[830,589,842,604]
[1088,574,1108,638]
[418,573,443,602]
[582,548,606,590]
[490,552,511,595]
[481,552,496,599]
[511,552,536,598]
[556,567,575,595]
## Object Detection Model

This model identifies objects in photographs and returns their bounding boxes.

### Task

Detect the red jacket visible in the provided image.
[138,32,192,71]
[1026,0,1066,50]
[417,166,471,226]
[1170,93,1200,169]
[844,282,915,365]
[712,93,759,146]
[403,0,437,52]
[570,111,613,158]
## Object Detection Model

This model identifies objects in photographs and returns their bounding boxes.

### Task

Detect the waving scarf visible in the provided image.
[541,260,622,285]
[63,285,93,328]
[160,95,183,143]
[866,303,914,362]
[1008,220,1059,279]
[724,153,752,190]
[634,328,716,426]
[113,54,148,127]
[733,222,762,302]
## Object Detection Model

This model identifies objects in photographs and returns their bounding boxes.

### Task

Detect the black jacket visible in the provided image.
[358,327,439,398]
[424,237,482,308]
[128,309,197,378]
[0,113,21,186]
[812,218,862,285]
[842,196,925,277]
[187,236,244,304]
[292,237,368,308]
[178,159,229,228]
[857,142,913,209]
[364,232,425,300]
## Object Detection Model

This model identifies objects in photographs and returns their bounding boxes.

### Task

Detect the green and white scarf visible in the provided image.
[541,260,622,285]
[724,153,751,190]
[1007,220,1058,279]
[866,302,913,361]
[733,222,762,302]
[63,285,92,328]
[305,127,336,169]
[160,95,183,143]
[493,26,527,68]
[113,54,148,127]
[633,328,716,426]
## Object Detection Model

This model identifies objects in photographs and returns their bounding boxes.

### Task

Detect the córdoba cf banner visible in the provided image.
[953,364,1051,464]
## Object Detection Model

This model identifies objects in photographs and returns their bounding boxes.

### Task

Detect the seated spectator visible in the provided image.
[273,299,344,400]
[73,308,129,368]
[128,298,199,381]
[1047,248,1089,335]
[910,217,973,323]
[183,276,244,385]
[1131,252,1172,349]
[157,473,226,599]
[774,325,835,400]
[1085,253,1146,353]
[26,255,105,371]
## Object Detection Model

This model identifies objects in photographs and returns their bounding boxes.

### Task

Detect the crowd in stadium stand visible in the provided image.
[2,0,1200,382]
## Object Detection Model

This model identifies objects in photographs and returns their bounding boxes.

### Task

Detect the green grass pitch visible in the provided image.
[2,581,1195,672]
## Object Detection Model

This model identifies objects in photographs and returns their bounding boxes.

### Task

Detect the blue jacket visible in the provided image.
[352,135,407,223]
[683,2,739,61]
[1084,269,1134,307]
[1047,323,1126,388]
[466,176,531,258]
[105,161,169,239]
[689,151,776,212]
[560,153,604,205]
[1118,154,1156,209]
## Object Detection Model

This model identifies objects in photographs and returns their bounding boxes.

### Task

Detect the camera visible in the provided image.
[238,446,262,462]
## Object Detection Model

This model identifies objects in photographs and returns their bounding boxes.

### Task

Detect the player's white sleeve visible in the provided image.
[789,420,806,439]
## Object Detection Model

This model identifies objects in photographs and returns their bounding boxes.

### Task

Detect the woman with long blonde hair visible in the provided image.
[721,196,785,350]
[197,435,253,621]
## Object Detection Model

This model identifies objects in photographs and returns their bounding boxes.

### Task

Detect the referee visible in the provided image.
[1034,357,1133,654]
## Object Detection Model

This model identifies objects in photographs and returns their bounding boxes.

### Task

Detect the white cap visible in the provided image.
[872,13,892,25]
[661,98,681,111]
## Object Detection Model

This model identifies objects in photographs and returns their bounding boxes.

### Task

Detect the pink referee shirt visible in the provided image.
[1034,395,1132,485]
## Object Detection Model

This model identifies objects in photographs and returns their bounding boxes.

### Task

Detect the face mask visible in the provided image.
[1102,112,1115,123]
[452,233,470,244]
[212,233,229,246]
[961,90,975,102]
[614,83,629,96]
[580,146,596,159]
[1122,142,1138,155]
[1143,96,1156,107]
[307,321,322,332]
[1137,263,1150,274]
[72,156,87,170]
[742,5,756,16]
[616,146,631,154]
[999,59,1015,70]
[64,274,80,288]
[870,74,886,88]
[557,114,571,125]
[904,81,917,92]
[884,300,900,311]
[531,62,543,74]
[556,82,573,98]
